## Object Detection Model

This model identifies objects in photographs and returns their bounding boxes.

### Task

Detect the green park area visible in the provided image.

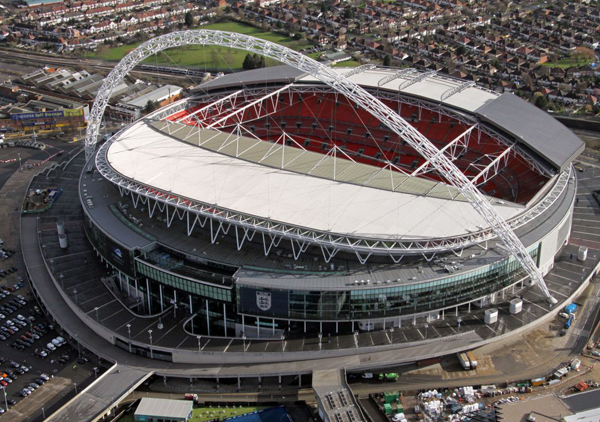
[89,21,311,70]
[543,56,596,69]
[118,405,267,422]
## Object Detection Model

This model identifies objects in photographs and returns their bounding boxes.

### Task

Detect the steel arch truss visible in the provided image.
[85,30,559,302]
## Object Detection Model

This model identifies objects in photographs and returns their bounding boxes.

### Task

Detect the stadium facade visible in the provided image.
[81,62,583,342]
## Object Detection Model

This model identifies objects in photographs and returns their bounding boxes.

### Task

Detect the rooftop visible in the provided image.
[135,397,193,420]
[106,120,522,241]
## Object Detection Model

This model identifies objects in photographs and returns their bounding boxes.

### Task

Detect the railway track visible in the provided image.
[1,49,210,81]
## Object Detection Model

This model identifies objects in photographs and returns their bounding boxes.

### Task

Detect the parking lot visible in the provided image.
[0,266,86,412]
[0,142,102,419]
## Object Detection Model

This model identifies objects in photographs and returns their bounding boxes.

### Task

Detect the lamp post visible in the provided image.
[242,333,246,352]
[424,323,429,339]
[73,289,78,305]
[74,382,78,394]
[2,386,7,413]
[197,335,202,352]
[280,334,285,352]
[457,316,462,331]
[94,307,99,322]
[126,324,131,353]
[148,329,153,359]
[354,331,359,348]
[389,327,394,344]
[59,273,64,289]
[42,407,45,419]
[318,333,322,351]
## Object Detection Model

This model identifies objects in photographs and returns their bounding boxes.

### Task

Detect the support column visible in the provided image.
[278,375,282,388]
[189,295,193,314]
[257,317,260,339]
[272,318,275,335]
[442,309,445,320]
[205,299,210,336]
[238,377,241,390]
[146,279,151,314]
[159,285,164,313]
[319,321,322,334]
[119,272,123,290]
[242,314,245,334]
[134,279,138,298]
[468,302,471,313]
[455,307,458,316]
[336,321,338,334]
[304,320,306,333]
[223,303,228,337]
[298,374,302,387]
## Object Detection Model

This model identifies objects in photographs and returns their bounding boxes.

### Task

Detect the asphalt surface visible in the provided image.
[0,138,80,191]
[0,140,103,420]
[562,388,600,413]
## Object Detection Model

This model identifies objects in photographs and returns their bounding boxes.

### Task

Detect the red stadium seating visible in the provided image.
[171,92,549,203]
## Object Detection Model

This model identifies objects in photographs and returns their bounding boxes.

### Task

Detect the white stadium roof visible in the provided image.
[106,120,523,240]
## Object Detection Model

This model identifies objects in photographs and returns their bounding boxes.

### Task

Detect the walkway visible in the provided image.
[46,365,152,422]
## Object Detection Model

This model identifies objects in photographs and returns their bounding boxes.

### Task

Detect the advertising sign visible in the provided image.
[10,108,84,121]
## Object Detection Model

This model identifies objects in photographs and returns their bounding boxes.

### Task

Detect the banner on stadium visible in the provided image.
[239,286,289,316]
[11,109,84,121]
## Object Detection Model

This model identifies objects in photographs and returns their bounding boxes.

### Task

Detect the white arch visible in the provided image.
[84,30,555,304]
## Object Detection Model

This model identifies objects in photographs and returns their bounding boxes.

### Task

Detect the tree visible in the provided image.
[144,100,158,114]
[533,94,548,110]
[242,53,266,70]
[456,45,466,56]
[382,55,391,66]
[184,11,194,28]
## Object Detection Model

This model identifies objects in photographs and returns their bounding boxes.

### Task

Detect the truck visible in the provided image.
[184,393,198,402]
[378,373,398,382]
[565,315,574,329]
[531,377,546,387]
[466,351,478,369]
[565,303,577,314]
[457,352,471,370]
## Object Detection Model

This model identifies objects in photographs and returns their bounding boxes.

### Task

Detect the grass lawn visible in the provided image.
[542,56,595,69]
[332,60,361,68]
[193,406,268,422]
[118,405,267,422]
[89,21,310,70]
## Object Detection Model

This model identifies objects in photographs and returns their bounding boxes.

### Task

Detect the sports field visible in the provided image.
[89,21,310,70]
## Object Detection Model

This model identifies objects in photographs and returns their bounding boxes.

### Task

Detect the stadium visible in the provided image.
[74,31,586,363]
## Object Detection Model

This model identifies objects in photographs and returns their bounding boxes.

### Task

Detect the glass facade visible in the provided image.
[135,259,233,302]
[238,245,539,321]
